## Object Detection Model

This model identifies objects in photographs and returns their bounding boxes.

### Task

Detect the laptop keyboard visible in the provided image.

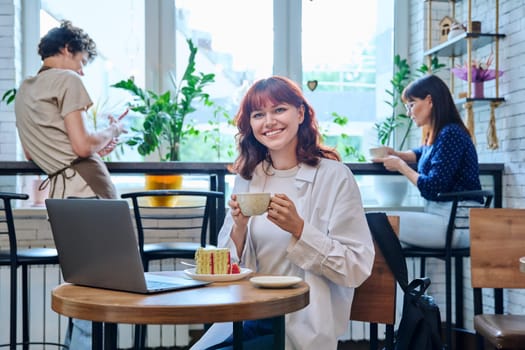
[146,279,181,290]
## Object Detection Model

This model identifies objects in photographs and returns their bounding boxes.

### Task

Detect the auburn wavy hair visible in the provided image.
[231,76,340,179]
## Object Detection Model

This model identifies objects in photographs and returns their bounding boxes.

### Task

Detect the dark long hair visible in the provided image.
[402,74,470,145]
[38,20,97,62]
[231,76,340,179]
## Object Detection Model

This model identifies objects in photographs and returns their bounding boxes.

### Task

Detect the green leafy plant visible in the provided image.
[375,55,445,150]
[1,88,16,105]
[322,112,366,162]
[112,38,215,161]
[203,103,236,161]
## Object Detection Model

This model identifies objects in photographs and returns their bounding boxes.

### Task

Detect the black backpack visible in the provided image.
[366,212,444,350]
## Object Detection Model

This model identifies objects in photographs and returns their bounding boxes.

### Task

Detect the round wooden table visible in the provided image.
[51,272,309,350]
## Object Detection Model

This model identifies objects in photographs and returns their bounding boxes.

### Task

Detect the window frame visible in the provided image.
[21,0,409,156]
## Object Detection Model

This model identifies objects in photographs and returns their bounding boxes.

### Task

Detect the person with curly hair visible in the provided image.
[191,76,374,350]
[15,20,126,200]
[15,20,127,350]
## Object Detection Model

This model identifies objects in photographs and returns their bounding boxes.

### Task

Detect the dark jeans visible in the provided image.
[206,318,274,350]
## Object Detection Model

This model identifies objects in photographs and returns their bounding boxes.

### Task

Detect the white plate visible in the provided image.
[184,268,252,282]
[249,276,303,289]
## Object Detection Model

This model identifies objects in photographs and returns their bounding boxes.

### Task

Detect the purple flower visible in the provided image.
[451,67,504,82]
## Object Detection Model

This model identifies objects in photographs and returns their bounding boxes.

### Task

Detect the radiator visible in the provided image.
[0,261,195,349]
[4,207,388,347]
[0,261,395,349]
[0,265,69,348]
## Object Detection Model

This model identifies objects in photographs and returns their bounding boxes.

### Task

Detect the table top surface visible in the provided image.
[51,271,310,325]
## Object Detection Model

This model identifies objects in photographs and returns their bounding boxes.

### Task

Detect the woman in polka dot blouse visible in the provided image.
[372,74,481,248]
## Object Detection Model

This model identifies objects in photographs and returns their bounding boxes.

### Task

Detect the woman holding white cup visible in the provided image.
[191,76,374,350]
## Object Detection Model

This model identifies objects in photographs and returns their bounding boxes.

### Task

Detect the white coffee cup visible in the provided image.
[369,147,388,158]
[520,256,525,273]
[236,192,271,216]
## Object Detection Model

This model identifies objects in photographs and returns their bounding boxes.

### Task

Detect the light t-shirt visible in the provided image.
[250,165,302,277]
[15,68,97,198]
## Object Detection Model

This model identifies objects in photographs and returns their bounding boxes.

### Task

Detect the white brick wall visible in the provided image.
[0,0,18,161]
[406,0,525,333]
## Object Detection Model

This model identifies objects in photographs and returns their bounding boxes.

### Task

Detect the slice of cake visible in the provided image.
[195,247,231,274]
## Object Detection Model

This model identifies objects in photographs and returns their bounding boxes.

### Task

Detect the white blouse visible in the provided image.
[194,158,374,350]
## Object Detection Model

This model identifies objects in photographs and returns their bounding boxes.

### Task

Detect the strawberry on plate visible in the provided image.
[231,263,241,274]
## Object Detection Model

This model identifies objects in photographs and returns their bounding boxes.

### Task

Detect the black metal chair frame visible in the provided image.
[121,189,224,270]
[0,192,67,350]
[401,189,493,350]
[121,189,224,349]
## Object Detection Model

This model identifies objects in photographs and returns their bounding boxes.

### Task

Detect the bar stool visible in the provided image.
[0,192,65,349]
[470,208,525,350]
[401,190,493,350]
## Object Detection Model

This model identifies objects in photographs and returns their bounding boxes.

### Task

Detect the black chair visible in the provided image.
[121,189,224,349]
[121,189,224,271]
[0,192,65,350]
[401,190,493,350]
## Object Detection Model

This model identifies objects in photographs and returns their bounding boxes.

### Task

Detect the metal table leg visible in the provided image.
[104,323,117,349]
[272,316,285,349]
[233,321,243,350]
[92,322,103,350]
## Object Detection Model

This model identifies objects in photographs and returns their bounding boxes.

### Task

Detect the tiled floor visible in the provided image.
[154,331,376,350]
[150,340,373,350]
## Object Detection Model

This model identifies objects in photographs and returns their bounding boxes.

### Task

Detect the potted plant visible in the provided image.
[112,38,215,201]
[373,54,445,206]
[375,54,445,151]
[112,38,215,161]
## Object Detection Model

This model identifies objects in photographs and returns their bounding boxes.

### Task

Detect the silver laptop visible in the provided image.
[45,198,209,294]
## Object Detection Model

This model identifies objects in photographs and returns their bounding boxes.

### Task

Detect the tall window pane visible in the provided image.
[40,0,145,162]
[302,0,394,161]
[40,0,145,104]
[174,0,273,162]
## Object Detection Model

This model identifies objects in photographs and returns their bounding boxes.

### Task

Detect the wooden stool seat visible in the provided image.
[402,190,493,350]
[474,314,525,350]
[350,215,399,350]
[470,208,525,350]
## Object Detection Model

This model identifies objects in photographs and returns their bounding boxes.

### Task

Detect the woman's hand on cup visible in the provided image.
[370,146,395,162]
[229,194,250,226]
[267,193,304,239]
[379,155,406,172]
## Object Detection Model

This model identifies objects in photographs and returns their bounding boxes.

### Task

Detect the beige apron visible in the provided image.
[40,155,117,199]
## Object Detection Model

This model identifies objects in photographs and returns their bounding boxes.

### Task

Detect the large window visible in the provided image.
[172,0,273,161]
[303,0,394,160]
[36,0,395,163]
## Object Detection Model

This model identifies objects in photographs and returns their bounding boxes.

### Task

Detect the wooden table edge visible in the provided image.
[51,281,310,325]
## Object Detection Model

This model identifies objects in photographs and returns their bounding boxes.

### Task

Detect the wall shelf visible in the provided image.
[425,32,506,57]
[454,97,505,106]
[426,0,504,148]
